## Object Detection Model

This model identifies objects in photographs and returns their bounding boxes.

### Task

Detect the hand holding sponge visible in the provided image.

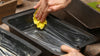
[33,10,47,29]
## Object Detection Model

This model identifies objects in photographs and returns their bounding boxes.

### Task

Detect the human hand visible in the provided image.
[60,45,84,56]
[34,0,71,22]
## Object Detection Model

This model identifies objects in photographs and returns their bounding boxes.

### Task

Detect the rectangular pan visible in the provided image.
[0,28,41,56]
[2,9,96,55]
[65,0,100,29]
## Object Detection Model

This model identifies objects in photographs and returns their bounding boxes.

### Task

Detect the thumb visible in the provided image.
[48,5,65,12]
[34,1,41,9]
[61,45,77,53]
[60,54,69,56]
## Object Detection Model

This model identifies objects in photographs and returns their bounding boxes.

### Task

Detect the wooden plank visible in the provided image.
[16,0,38,13]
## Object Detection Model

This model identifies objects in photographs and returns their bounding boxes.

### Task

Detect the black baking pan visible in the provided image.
[2,9,96,55]
[65,0,100,29]
[0,28,41,56]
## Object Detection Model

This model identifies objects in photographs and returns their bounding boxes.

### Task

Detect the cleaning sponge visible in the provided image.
[33,10,47,29]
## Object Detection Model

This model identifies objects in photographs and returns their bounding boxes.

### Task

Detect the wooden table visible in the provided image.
[16,0,39,13]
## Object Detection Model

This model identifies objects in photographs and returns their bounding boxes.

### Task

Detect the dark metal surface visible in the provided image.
[0,28,41,56]
[65,0,100,29]
[2,9,96,55]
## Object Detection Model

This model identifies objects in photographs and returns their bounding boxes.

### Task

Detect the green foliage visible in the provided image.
[87,2,100,12]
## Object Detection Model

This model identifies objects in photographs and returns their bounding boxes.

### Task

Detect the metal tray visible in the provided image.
[2,9,96,55]
[65,0,100,29]
[0,28,41,56]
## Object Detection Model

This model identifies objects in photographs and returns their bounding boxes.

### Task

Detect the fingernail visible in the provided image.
[48,9,52,12]
[36,14,38,18]
[37,18,40,20]
[33,6,36,9]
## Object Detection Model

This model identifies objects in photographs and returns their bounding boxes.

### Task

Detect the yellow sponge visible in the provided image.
[33,10,47,29]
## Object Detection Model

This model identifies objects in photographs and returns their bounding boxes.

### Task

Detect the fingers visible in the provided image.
[34,0,72,23]
[36,0,48,21]
[38,0,47,20]
[61,45,76,53]
[65,0,71,7]
[48,0,64,6]
[60,54,69,56]
[48,0,58,6]
[48,0,72,12]
[34,1,41,9]
[37,7,51,23]
[40,7,49,22]
[61,45,83,56]
[35,0,50,22]
[37,7,42,20]
[35,7,41,18]
[48,4,65,12]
